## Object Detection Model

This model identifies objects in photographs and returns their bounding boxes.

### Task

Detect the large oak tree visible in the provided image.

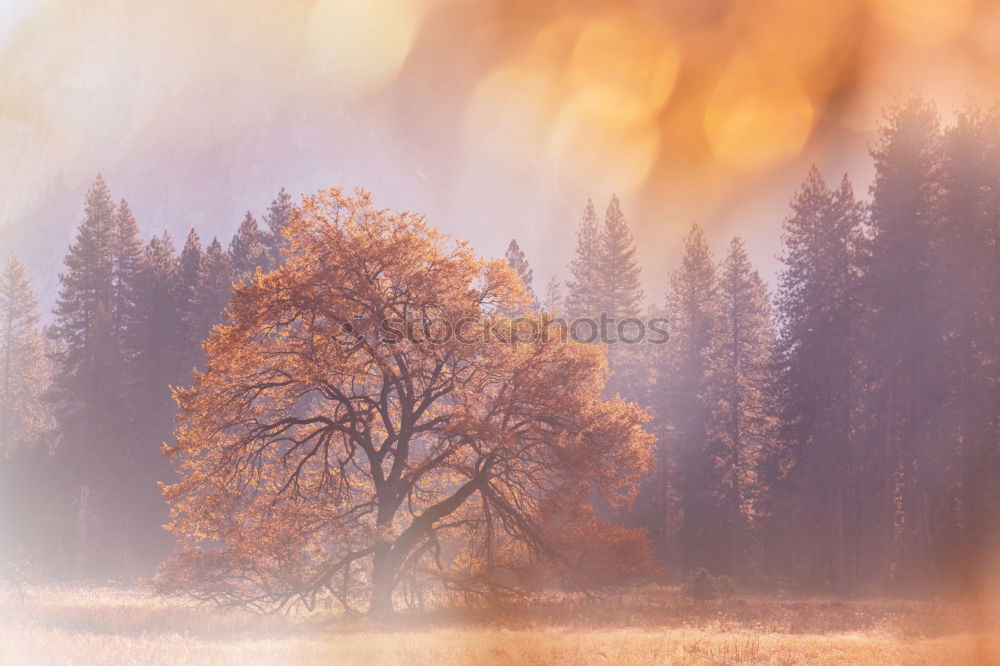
[159,187,655,615]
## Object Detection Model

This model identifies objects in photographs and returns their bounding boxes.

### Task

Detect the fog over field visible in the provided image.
[2,2,999,665]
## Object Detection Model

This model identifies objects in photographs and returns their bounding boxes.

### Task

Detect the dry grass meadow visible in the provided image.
[1,584,998,665]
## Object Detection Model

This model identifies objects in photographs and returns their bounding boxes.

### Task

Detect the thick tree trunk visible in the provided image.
[369,544,397,617]
[366,473,487,615]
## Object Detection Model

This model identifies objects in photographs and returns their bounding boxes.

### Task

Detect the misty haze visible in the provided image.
[1,1,998,665]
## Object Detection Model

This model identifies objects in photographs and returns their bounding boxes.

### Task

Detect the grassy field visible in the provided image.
[1,584,998,665]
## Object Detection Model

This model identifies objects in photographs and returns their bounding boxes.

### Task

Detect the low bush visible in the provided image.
[683,568,736,600]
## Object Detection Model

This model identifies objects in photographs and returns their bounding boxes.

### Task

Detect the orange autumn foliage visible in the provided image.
[157,187,656,614]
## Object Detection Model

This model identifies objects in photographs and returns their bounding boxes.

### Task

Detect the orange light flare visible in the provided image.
[871,0,975,46]
[545,10,680,198]
[302,0,429,97]
[463,8,680,200]
[731,0,862,95]
[460,15,584,181]
[463,63,563,170]
[702,52,815,173]
[844,0,990,129]
[459,0,856,208]
[566,10,680,125]
[6,0,1000,242]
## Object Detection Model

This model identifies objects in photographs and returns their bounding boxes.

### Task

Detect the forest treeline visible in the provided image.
[1,96,997,594]
[1,185,294,574]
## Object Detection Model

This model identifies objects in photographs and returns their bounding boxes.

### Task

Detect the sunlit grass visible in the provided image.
[1,585,997,665]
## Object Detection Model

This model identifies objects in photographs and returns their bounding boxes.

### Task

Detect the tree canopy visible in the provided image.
[158,187,656,614]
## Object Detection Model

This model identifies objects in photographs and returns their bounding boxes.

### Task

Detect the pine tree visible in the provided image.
[0,258,58,572]
[177,229,203,373]
[564,199,600,320]
[935,105,1000,586]
[505,239,534,290]
[863,95,946,587]
[775,167,866,589]
[124,229,184,556]
[504,239,536,307]
[50,175,126,452]
[263,187,294,268]
[704,237,780,577]
[187,238,235,353]
[594,196,646,400]
[111,200,144,361]
[178,229,202,310]
[51,175,116,379]
[542,275,563,314]
[72,300,122,455]
[653,225,718,571]
[134,232,182,421]
[0,257,54,454]
[229,212,270,283]
[595,195,643,319]
[50,178,154,575]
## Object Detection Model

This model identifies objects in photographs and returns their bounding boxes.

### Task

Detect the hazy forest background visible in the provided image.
[2,93,997,603]
[3,0,1000,662]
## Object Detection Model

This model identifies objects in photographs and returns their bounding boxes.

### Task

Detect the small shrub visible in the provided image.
[714,574,736,598]
[682,568,736,600]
